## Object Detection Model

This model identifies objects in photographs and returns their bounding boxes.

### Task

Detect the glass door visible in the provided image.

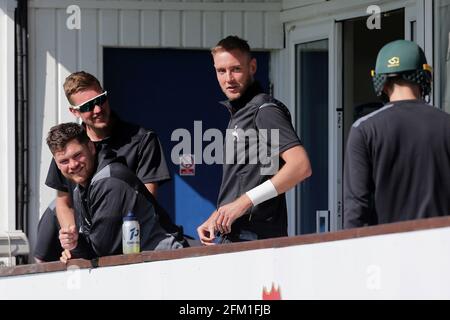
[287,1,428,235]
[288,21,338,235]
[296,40,329,234]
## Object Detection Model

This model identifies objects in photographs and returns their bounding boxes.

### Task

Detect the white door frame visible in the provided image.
[287,20,338,234]
[0,0,17,233]
[434,0,450,109]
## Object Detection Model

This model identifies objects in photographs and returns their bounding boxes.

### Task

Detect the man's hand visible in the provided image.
[60,249,72,264]
[197,211,220,246]
[59,225,78,250]
[215,195,253,235]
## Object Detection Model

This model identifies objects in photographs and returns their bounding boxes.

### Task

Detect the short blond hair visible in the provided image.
[211,35,252,60]
[63,71,102,104]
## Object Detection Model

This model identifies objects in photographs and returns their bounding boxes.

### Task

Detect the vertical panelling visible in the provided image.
[141,10,160,47]
[244,11,264,49]
[79,9,99,75]
[57,9,77,124]
[264,11,283,49]
[99,9,119,46]
[120,10,140,46]
[182,11,202,47]
[224,12,243,38]
[161,11,181,47]
[27,7,39,252]
[283,0,325,10]
[34,8,58,214]
[203,11,222,48]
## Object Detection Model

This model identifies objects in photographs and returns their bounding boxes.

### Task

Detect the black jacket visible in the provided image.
[72,156,178,259]
[344,100,450,228]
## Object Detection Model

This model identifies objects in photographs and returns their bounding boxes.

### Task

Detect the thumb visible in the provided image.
[208,225,216,240]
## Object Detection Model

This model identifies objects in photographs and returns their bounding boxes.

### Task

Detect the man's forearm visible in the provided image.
[55,192,76,228]
[56,206,75,228]
[145,183,158,198]
[271,146,312,194]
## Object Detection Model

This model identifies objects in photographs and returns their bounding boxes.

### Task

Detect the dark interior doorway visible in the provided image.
[342,9,405,148]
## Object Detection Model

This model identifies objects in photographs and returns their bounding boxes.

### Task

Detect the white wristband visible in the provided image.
[246,180,278,206]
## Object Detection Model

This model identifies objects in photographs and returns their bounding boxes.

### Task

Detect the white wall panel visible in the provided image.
[99,9,119,46]
[182,11,202,47]
[120,10,140,46]
[244,11,264,49]
[203,11,222,48]
[264,11,283,48]
[282,0,325,10]
[141,10,160,47]
[0,0,17,234]
[161,11,181,47]
[3,226,450,299]
[34,9,58,218]
[79,9,99,75]
[57,9,77,124]
[223,11,243,38]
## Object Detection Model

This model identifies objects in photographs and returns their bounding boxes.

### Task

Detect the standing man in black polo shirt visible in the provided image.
[45,123,182,262]
[197,36,312,244]
[35,71,173,262]
[344,40,450,228]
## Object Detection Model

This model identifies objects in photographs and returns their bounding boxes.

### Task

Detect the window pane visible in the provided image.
[295,40,329,235]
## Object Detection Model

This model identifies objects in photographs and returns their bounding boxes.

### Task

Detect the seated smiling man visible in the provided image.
[46,122,183,262]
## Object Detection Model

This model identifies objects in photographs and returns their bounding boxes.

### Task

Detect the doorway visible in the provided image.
[342,9,405,151]
[291,7,407,235]
[340,9,405,226]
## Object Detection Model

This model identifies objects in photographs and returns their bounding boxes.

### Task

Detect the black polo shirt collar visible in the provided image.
[81,112,120,144]
[220,81,263,114]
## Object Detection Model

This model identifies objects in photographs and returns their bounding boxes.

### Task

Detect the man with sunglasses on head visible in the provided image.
[35,71,177,262]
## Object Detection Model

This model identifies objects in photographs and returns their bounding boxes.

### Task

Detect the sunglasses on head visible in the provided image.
[71,91,108,113]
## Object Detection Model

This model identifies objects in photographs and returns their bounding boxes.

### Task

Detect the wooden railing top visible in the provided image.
[2,216,450,278]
